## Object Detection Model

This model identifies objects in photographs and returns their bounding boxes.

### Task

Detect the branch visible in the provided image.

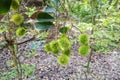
[17,35,35,45]
[0,35,36,51]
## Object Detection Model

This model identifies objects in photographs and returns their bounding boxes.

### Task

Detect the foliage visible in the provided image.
[59,27,69,34]
[11,0,20,10]
[0,0,12,14]
[0,69,17,80]
[0,0,120,79]
[37,12,54,22]
[0,61,35,80]
[35,22,54,30]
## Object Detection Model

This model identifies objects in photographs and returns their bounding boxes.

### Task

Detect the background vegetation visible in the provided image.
[0,0,120,80]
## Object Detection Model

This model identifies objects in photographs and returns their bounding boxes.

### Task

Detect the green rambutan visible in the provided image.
[58,37,71,50]
[58,54,70,66]
[10,14,24,25]
[16,27,26,36]
[78,45,90,56]
[78,34,89,45]
[50,40,60,55]
[44,43,52,53]
[63,49,71,57]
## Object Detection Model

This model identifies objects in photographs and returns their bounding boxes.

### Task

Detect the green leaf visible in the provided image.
[0,0,12,14]
[35,22,54,30]
[44,6,55,13]
[37,12,54,22]
[11,0,20,10]
[59,27,69,34]
[51,0,60,8]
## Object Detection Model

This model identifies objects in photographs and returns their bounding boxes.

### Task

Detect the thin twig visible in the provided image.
[0,35,36,51]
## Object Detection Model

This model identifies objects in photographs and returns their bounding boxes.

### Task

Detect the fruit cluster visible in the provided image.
[44,36,71,66]
[78,34,90,56]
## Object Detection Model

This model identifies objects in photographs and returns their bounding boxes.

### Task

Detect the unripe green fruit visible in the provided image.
[60,34,67,38]
[11,0,20,10]
[78,45,90,56]
[58,37,71,50]
[78,34,89,45]
[44,43,52,53]
[50,40,60,55]
[10,14,24,25]
[63,49,71,57]
[58,54,70,66]
[16,27,26,36]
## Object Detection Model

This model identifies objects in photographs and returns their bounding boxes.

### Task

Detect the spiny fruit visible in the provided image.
[16,27,26,36]
[78,34,89,45]
[44,43,52,53]
[50,40,60,55]
[63,49,71,57]
[59,27,69,34]
[60,34,67,38]
[58,54,70,66]
[58,37,71,50]
[78,45,90,56]
[11,0,20,10]
[10,14,24,25]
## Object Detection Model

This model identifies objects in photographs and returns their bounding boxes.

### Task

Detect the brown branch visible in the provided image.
[86,47,94,73]
[17,35,35,45]
[0,35,36,51]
